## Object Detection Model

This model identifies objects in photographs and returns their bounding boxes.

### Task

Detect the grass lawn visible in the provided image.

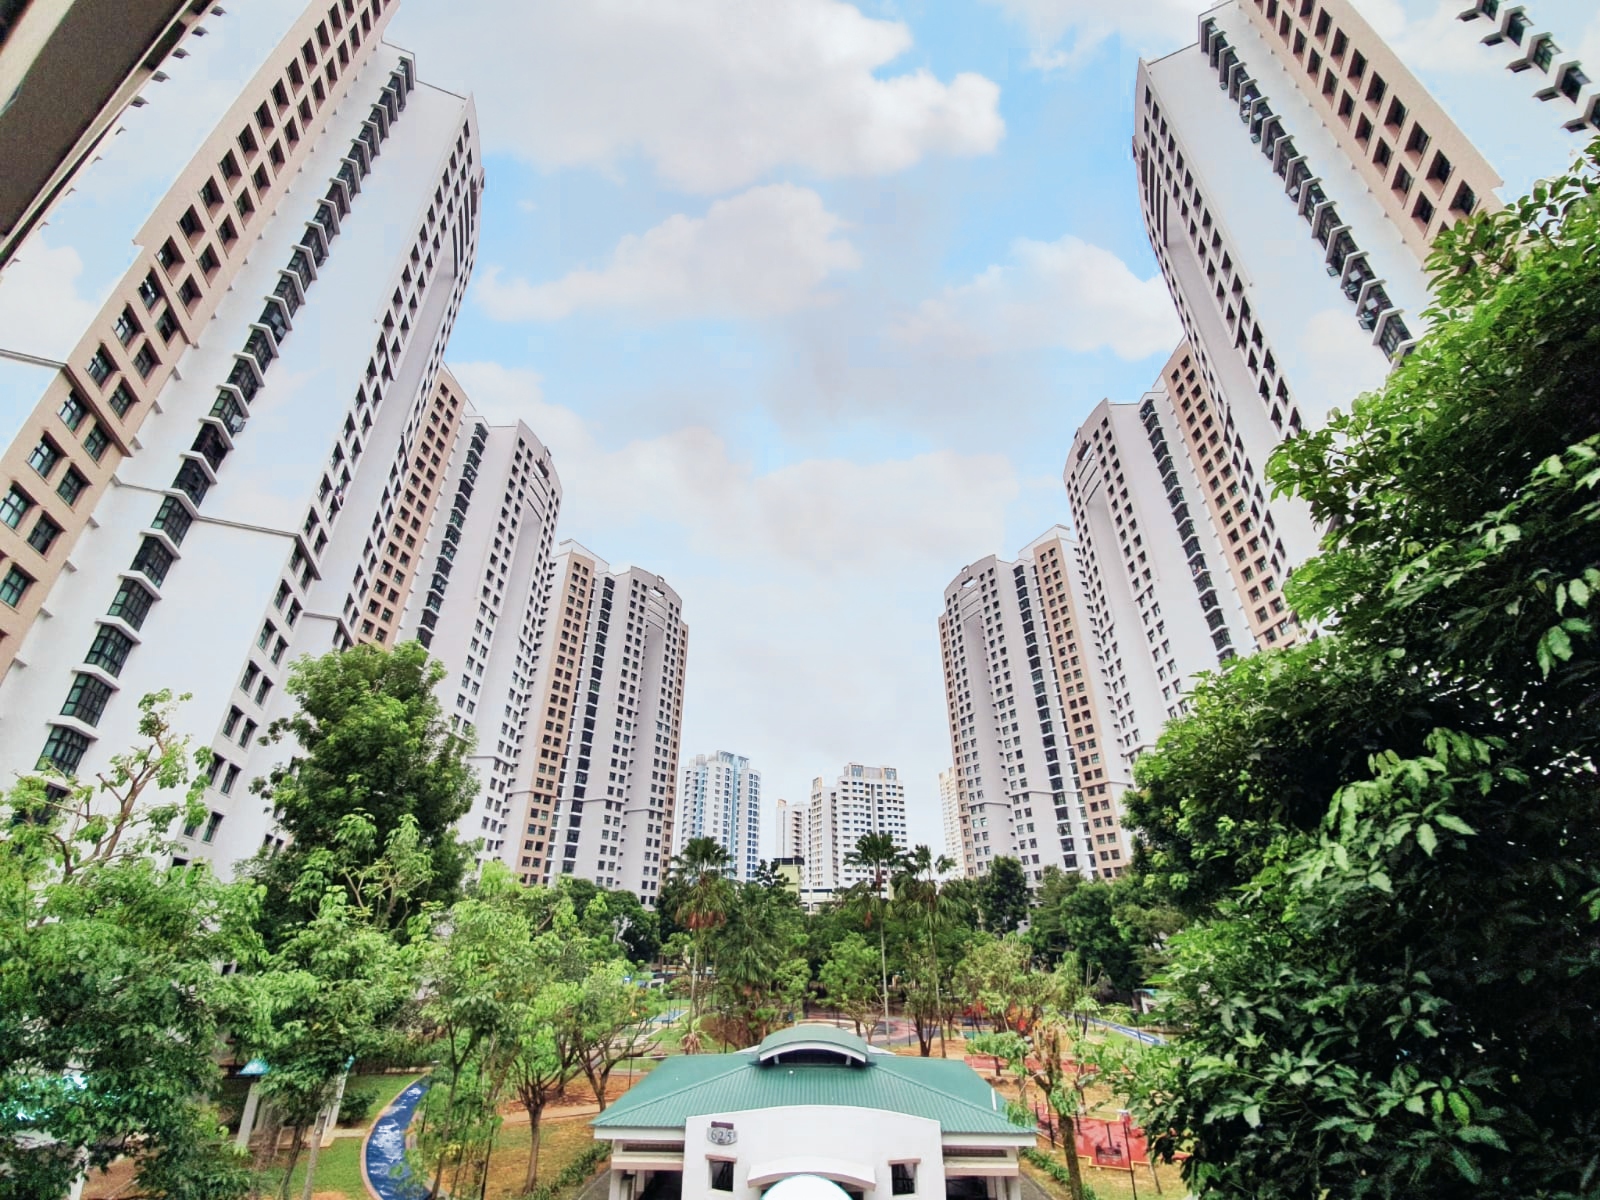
[1022,1154,1186,1200]
[482,1110,605,1200]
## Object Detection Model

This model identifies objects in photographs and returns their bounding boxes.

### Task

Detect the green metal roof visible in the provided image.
[594,1044,1031,1137]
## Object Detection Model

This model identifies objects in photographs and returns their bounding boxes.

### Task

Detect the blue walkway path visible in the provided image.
[363,1078,430,1200]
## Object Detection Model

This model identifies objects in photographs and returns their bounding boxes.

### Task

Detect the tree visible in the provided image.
[843,832,906,1033]
[818,933,882,1038]
[0,694,255,1200]
[231,824,425,1200]
[670,838,733,1033]
[894,846,961,1055]
[977,856,1030,934]
[707,877,809,1045]
[1128,144,1600,1197]
[568,960,656,1112]
[251,642,477,935]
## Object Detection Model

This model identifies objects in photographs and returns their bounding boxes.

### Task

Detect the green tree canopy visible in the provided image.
[1128,143,1600,1198]
[251,642,476,934]
[976,855,1030,934]
[0,694,256,1200]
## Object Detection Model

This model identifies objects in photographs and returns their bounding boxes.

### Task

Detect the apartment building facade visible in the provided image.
[0,0,484,875]
[937,767,962,871]
[1133,0,1596,573]
[677,751,763,881]
[939,541,1099,885]
[783,765,908,892]
[395,397,562,869]
[513,542,688,906]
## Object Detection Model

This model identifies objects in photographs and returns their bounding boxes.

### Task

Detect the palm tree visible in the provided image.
[900,845,958,1056]
[843,832,906,1036]
[670,837,733,1038]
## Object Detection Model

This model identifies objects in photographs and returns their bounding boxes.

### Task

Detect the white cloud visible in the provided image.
[0,239,99,356]
[889,233,1181,361]
[475,185,860,322]
[449,362,1018,568]
[980,0,1205,68]
[389,0,1004,193]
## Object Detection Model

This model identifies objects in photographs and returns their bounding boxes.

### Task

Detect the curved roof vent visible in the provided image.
[755,1024,870,1067]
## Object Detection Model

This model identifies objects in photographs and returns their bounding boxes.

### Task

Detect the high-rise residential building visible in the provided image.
[0,0,483,875]
[784,765,908,892]
[939,540,1099,886]
[1063,363,1257,752]
[1025,529,1139,878]
[394,388,562,869]
[511,541,688,905]
[938,767,962,871]
[677,751,762,881]
[0,0,206,272]
[356,367,470,648]
[776,796,804,862]
[1133,0,1596,573]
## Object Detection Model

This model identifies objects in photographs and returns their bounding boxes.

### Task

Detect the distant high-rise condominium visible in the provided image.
[677,751,763,881]
[937,767,961,869]
[390,370,563,870]
[1133,0,1596,571]
[783,765,908,892]
[0,0,209,272]
[938,533,1117,885]
[0,0,483,874]
[509,542,688,906]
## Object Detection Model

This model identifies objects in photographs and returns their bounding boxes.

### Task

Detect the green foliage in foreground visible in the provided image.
[1126,143,1600,1197]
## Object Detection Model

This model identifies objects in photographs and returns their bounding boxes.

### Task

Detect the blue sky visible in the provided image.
[378,0,1600,855]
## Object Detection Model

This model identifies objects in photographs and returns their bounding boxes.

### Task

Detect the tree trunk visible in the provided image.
[1061,1110,1088,1200]
[277,1125,305,1200]
[689,940,700,1029]
[877,918,890,1037]
[299,1108,327,1200]
[523,1099,547,1194]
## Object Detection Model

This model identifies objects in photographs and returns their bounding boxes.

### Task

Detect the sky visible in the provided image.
[374,0,1600,858]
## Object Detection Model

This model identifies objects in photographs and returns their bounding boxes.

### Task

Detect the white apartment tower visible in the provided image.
[395,377,562,868]
[1133,0,1596,572]
[0,0,483,875]
[938,767,962,872]
[939,539,1100,885]
[1063,360,1257,751]
[513,542,688,905]
[787,765,908,892]
[677,751,762,881]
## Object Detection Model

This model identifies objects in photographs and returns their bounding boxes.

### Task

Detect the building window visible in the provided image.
[1405,123,1430,158]
[61,673,113,725]
[113,307,140,345]
[108,383,136,418]
[1559,65,1590,104]
[0,565,33,608]
[178,206,204,240]
[27,438,62,479]
[139,271,163,309]
[151,497,194,545]
[156,239,181,271]
[84,424,110,462]
[202,811,224,843]
[198,246,221,279]
[85,348,113,385]
[1,486,33,529]
[57,467,88,507]
[107,579,156,629]
[58,391,88,430]
[221,764,241,794]
[27,514,61,556]
[201,178,223,210]
[156,308,180,342]
[1452,182,1478,214]
[708,1163,734,1192]
[132,344,158,379]
[38,726,90,774]
[891,1164,917,1195]
[85,625,135,675]
[130,538,175,587]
